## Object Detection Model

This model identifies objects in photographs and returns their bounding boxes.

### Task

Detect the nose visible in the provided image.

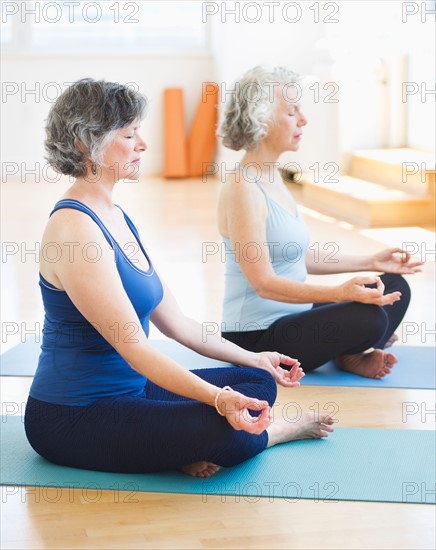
[136,136,147,152]
[298,112,307,127]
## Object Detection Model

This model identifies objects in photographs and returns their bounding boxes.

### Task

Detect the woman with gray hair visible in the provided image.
[218,66,421,378]
[24,78,334,478]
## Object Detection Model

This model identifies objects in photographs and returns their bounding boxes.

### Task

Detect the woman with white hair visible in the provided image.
[218,66,421,379]
[24,78,335,479]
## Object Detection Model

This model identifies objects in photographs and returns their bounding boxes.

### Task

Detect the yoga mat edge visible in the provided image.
[2,417,435,505]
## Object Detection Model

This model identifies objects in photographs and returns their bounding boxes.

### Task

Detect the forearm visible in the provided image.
[257,275,342,304]
[306,251,373,275]
[121,341,220,405]
[165,316,259,368]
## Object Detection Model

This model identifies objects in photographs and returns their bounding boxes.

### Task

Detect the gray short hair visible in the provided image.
[45,78,147,177]
[218,66,300,151]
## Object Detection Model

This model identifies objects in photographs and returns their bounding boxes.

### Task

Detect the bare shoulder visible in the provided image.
[217,172,267,237]
[219,171,263,200]
[40,207,115,288]
[43,207,109,246]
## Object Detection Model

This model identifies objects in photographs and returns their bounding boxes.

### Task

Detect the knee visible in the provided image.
[248,367,277,406]
[382,274,411,306]
[350,303,389,343]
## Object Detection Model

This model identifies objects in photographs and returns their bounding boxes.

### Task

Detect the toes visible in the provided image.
[385,353,398,364]
[375,368,388,378]
[321,423,334,431]
[319,414,334,424]
[197,468,212,478]
[386,361,396,368]
[197,463,220,478]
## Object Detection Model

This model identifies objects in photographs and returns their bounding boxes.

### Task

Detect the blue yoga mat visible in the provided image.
[1,339,434,389]
[1,416,434,504]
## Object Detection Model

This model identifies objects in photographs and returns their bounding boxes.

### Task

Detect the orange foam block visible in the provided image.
[188,82,219,178]
[163,88,188,178]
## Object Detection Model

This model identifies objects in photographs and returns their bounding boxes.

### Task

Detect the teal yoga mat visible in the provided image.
[1,339,435,389]
[1,417,435,504]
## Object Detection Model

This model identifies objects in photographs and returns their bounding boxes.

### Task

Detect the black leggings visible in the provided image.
[223,274,411,373]
[24,367,276,474]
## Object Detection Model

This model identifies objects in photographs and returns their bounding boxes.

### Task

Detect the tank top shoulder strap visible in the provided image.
[115,204,141,243]
[50,199,115,248]
[252,177,299,219]
[252,179,273,212]
[253,179,268,197]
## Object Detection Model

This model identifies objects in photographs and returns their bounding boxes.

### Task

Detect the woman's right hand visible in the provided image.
[337,276,401,306]
[216,389,271,434]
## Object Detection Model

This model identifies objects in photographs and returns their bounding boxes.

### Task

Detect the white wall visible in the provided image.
[209,0,433,175]
[1,52,214,178]
[406,12,435,153]
[1,0,433,184]
[210,2,339,173]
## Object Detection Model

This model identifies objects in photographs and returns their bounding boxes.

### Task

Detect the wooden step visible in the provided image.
[301,175,436,228]
[350,148,435,196]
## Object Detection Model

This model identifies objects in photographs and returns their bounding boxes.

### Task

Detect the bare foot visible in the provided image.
[337,349,397,379]
[180,461,221,478]
[384,333,398,349]
[267,412,335,448]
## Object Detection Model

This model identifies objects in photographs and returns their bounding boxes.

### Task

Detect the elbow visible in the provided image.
[254,277,274,300]
[156,314,191,341]
[159,325,178,340]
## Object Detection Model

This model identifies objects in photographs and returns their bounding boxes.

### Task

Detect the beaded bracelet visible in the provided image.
[214,386,233,416]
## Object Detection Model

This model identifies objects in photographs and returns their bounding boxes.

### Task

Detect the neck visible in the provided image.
[66,175,117,211]
[241,145,282,185]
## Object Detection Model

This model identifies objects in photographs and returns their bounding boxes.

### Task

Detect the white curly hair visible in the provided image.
[218,65,300,151]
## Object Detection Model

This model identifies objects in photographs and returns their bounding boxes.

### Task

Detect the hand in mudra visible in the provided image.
[340,276,401,306]
[255,351,304,387]
[217,390,272,434]
[370,247,423,274]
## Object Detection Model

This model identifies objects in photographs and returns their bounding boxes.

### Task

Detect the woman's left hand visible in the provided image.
[255,351,305,387]
[370,248,423,274]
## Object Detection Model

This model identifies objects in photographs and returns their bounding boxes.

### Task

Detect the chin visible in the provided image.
[124,166,141,180]
[285,144,300,153]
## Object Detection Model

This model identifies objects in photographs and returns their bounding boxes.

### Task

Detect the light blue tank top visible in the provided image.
[222,183,312,332]
[29,199,164,406]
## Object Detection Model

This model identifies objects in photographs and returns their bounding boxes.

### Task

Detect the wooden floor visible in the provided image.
[1,177,435,550]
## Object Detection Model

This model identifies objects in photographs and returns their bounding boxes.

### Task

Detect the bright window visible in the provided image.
[1,1,209,52]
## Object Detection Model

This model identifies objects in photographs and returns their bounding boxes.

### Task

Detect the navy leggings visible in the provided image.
[24,367,276,474]
[223,274,411,373]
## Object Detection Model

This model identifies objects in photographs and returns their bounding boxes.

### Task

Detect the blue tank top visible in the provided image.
[222,183,312,332]
[29,199,164,406]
